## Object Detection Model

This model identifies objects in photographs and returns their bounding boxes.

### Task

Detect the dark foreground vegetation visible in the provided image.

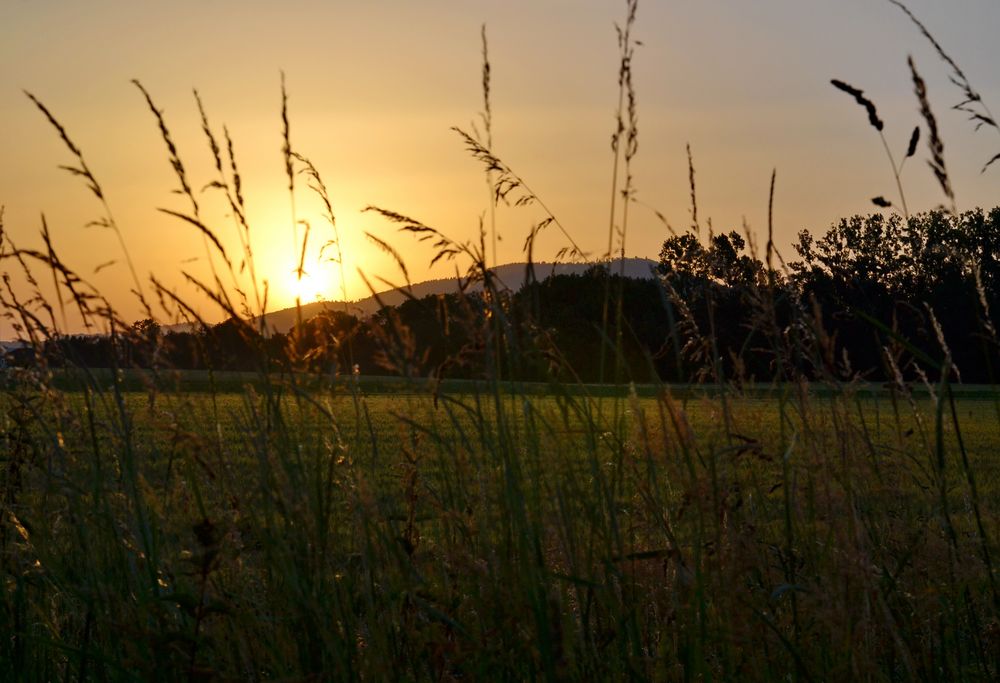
[3,0,1000,680]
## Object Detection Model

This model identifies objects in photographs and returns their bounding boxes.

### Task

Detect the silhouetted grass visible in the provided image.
[2,1,999,680]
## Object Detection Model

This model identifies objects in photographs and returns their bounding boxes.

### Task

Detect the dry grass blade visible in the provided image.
[480,25,492,144]
[767,168,776,273]
[908,57,955,211]
[295,219,311,282]
[23,91,101,199]
[149,274,215,330]
[293,153,336,233]
[630,198,675,235]
[0,266,55,342]
[887,0,1000,171]
[194,90,225,178]
[224,127,246,215]
[452,127,523,205]
[363,206,478,274]
[617,0,638,261]
[687,143,699,235]
[604,0,638,266]
[12,222,105,332]
[1,224,44,297]
[478,24,499,269]
[281,72,294,194]
[886,0,986,115]
[133,80,199,216]
[157,208,231,267]
[134,81,241,305]
[365,232,412,289]
[972,264,998,342]
[362,206,434,233]
[280,72,302,265]
[193,95,265,320]
[40,215,67,330]
[24,91,151,314]
[451,126,586,261]
[180,270,240,323]
[831,77,913,216]
[886,0,970,90]
[293,152,350,310]
[522,217,554,255]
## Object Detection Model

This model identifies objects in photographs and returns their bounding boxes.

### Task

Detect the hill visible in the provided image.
[253,258,657,334]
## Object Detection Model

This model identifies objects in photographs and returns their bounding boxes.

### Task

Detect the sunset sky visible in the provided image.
[2,0,999,337]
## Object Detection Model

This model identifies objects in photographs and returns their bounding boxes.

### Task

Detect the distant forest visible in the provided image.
[18,207,1000,385]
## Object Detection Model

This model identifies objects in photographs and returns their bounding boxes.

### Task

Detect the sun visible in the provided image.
[259,233,351,309]
[286,269,324,305]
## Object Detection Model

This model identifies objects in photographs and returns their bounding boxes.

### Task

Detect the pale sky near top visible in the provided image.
[1,0,998,335]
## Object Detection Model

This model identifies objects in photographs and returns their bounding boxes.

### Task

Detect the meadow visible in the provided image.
[3,0,1000,679]
[2,369,999,680]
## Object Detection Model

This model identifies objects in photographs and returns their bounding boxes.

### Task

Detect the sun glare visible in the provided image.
[275,254,351,308]
[286,270,324,305]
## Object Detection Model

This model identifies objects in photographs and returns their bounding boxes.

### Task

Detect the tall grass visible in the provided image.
[2,1,999,680]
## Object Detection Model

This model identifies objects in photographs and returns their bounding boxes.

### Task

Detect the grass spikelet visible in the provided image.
[887,0,1000,171]
[686,142,699,235]
[830,79,884,131]
[831,77,913,216]
[363,206,471,271]
[294,152,349,307]
[194,94,264,317]
[365,232,413,290]
[133,80,199,216]
[924,302,960,382]
[908,56,955,212]
[224,127,246,216]
[24,91,101,199]
[451,127,586,261]
[156,209,231,268]
[599,0,639,386]
[767,168,776,273]
[24,90,151,315]
[295,219,310,282]
[905,125,921,159]
[280,72,294,195]
[973,263,998,342]
[478,25,498,269]
[194,90,224,178]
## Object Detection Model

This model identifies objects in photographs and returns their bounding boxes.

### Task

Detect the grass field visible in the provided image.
[3,372,998,680]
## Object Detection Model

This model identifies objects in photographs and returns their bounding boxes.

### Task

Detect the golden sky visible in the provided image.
[2,0,999,337]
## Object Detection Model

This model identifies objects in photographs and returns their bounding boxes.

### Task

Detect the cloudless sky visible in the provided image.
[2,0,999,336]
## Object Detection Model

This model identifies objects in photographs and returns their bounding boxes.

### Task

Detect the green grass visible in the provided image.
[3,376,998,680]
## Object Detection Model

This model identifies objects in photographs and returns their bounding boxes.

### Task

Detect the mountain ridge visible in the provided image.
[251,258,658,334]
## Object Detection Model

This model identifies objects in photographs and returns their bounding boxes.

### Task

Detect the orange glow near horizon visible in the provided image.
[2,1,1000,338]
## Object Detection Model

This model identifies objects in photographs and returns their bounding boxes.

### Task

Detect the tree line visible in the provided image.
[20,207,1000,385]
